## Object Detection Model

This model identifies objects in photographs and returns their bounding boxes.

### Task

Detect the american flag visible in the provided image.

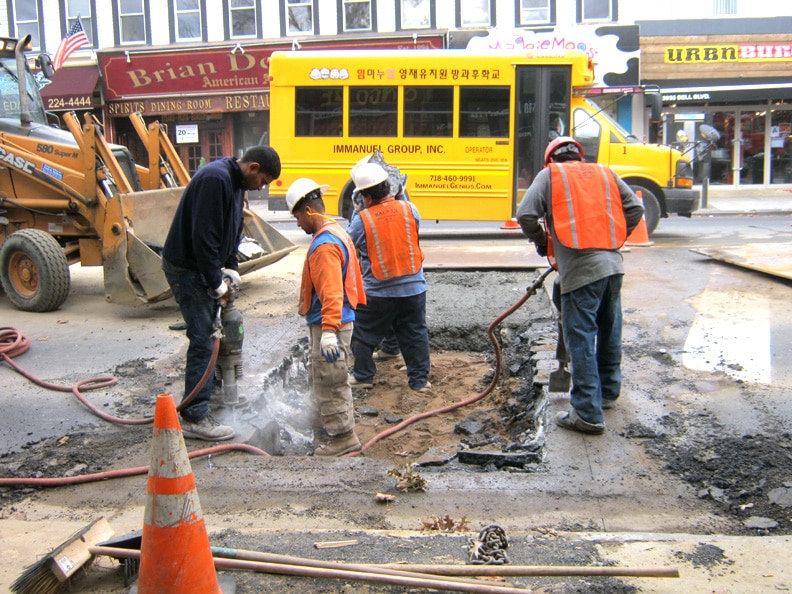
[52,18,90,71]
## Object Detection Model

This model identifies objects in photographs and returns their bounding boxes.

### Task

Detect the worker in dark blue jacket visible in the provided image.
[162,146,280,440]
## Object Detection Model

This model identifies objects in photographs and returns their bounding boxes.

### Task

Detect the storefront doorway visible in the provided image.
[664,104,792,186]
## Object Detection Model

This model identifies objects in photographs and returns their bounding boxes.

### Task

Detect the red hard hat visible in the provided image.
[544,136,584,166]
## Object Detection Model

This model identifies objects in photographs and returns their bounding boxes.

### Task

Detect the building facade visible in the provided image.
[4,1,791,186]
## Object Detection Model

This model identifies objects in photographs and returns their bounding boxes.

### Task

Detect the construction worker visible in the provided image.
[516,137,644,435]
[162,146,281,441]
[287,178,366,457]
[349,151,409,362]
[347,162,432,393]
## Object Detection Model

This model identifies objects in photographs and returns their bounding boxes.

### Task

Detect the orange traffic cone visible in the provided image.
[501,218,521,230]
[135,394,229,593]
[625,190,654,247]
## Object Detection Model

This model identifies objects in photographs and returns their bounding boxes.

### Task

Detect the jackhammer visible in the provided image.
[213,278,245,407]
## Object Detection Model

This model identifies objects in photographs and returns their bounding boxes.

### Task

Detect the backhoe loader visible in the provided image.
[0,35,296,312]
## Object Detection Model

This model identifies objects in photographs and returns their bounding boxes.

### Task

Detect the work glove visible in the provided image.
[319,330,341,363]
[210,280,229,300]
[352,191,364,212]
[222,268,242,288]
[210,278,238,305]
[535,242,548,258]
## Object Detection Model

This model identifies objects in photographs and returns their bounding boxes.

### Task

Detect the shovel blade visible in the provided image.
[548,363,571,393]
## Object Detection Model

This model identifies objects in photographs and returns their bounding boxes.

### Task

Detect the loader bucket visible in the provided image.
[101,188,297,305]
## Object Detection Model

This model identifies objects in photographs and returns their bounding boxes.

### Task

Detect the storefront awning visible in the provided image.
[39,65,101,111]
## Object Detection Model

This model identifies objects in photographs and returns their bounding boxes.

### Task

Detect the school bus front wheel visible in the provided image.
[629,184,661,235]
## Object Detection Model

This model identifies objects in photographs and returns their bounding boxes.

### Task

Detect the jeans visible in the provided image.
[351,292,430,390]
[164,268,218,423]
[380,331,400,355]
[561,274,623,425]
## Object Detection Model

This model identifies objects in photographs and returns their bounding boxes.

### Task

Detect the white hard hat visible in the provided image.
[350,153,373,178]
[352,162,389,192]
[286,178,329,214]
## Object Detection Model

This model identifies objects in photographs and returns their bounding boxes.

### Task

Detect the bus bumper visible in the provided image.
[663,187,700,216]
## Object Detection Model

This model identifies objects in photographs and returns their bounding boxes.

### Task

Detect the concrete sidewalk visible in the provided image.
[696,184,792,214]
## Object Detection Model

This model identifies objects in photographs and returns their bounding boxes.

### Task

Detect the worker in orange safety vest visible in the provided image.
[346,162,432,394]
[517,137,644,435]
[287,177,366,457]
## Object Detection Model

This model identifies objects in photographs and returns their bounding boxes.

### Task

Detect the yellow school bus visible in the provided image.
[267,49,698,233]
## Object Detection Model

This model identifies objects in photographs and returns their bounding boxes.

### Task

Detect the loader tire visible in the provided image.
[0,229,71,312]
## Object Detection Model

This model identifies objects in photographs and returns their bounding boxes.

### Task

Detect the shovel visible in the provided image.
[548,277,571,393]
[548,320,571,392]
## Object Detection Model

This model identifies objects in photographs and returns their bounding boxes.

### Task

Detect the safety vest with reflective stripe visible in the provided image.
[298,224,365,317]
[549,162,627,250]
[359,198,423,281]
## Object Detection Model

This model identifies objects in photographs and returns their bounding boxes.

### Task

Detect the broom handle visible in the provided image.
[90,546,531,594]
[90,545,678,578]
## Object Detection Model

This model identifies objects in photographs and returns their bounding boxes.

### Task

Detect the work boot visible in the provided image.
[373,349,401,361]
[314,430,362,457]
[555,409,605,435]
[348,373,374,389]
[411,381,433,394]
[182,414,235,441]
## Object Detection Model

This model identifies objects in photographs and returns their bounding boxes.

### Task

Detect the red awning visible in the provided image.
[39,65,101,111]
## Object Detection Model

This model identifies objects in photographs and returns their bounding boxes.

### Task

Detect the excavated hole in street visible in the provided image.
[237,269,557,470]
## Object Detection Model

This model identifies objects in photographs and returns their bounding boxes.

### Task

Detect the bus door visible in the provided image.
[514,66,571,210]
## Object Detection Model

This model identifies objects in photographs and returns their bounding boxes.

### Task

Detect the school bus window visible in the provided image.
[459,86,509,138]
[349,86,397,137]
[403,86,453,138]
[295,87,343,137]
[573,107,601,162]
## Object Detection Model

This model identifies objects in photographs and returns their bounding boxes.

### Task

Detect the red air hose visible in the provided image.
[0,327,266,488]
[0,326,218,425]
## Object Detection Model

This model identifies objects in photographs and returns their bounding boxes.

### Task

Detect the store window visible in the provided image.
[713,0,737,15]
[458,0,492,27]
[578,0,615,22]
[518,0,553,26]
[708,112,735,185]
[116,0,148,45]
[286,0,315,35]
[172,0,204,42]
[341,0,372,32]
[64,0,96,47]
[229,0,258,38]
[398,0,432,29]
[11,0,43,50]
[770,110,792,184]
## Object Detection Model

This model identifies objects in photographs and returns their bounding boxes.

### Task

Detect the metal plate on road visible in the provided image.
[691,243,792,280]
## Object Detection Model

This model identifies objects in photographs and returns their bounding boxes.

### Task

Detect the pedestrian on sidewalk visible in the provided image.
[161,145,281,441]
[517,137,644,435]
[287,178,366,457]
[347,163,432,393]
